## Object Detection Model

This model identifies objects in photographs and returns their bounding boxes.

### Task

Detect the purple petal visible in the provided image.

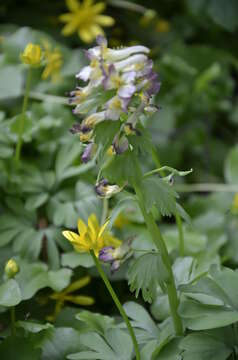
[118,84,136,99]
[99,246,115,262]
[81,143,94,163]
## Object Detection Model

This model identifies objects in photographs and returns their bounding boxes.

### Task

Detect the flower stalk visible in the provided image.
[132,180,183,336]
[15,67,32,165]
[90,250,141,360]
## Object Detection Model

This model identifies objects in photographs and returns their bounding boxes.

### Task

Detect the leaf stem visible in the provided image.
[133,181,183,335]
[101,198,108,226]
[10,307,16,336]
[15,67,32,165]
[175,211,184,257]
[90,250,141,360]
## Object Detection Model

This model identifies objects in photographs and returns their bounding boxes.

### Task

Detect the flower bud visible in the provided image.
[81,143,97,163]
[5,259,19,279]
[21,43,42,66]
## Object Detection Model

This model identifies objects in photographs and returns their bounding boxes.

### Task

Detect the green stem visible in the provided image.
[175,211,184,257]
[133,181,183,335]
[10,307,16,336]
[15,67,32,165]
[90,250,141,360]
[101,198,108,226]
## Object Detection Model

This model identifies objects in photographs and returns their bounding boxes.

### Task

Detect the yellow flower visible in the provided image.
[59,0,115,43]
[20,43,42,66]
[41,40,63,82]
[231,193,238,215]
[47,276,94,322]
[4,259,20,279]
[156,19,170,33]
[114,213,129,229]
[62,213,121,256]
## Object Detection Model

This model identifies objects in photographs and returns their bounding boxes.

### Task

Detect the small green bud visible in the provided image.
[4,259,20,279]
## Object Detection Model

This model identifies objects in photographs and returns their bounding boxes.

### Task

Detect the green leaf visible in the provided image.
[128,252,169,303]
[16,320,53,333]
[67,329,133,360]
[180,328,233,360]
[62,252,94,268]
[102,151,141,186]
[25,193,49,211]
[0,279,21,307]
[76,311,115,335]
[207,0,238,31]
[55,141,82,182]
[224,145,238,184]
[94,120,121,152]
[142,177,178,216]
[42,327,83,360]
[10,114,34,140]
[163,227,207,254]
[179,265,238,329]
[47,181,101,228]
[0,65,23,99]
[0,336,41,360]
[15,261,72,300]
[123,302,159,342]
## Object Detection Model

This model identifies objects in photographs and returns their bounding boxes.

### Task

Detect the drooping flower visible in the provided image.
[59,0,115,43]
[99,238,133,273]
[41,40,63,82]
[47,276,94,322]
[81,142,97,163]
[95,178,122,198]
[62,213,121,256]
[20,43,42,66]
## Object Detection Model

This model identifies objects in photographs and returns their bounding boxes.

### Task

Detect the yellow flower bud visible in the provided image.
[21,43,42,66]
[4,259,20,279]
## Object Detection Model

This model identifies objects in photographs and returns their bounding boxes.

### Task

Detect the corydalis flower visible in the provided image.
[95,179,122,198]
[99,239,133,273]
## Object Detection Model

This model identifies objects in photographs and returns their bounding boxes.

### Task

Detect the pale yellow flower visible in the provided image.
[156,19,170,33]
[4,259,19,279]
[47,276,94,322]
[62,213,121,256]
[20,43,42,66]
[59,0,115,43]
[41,40,63,82]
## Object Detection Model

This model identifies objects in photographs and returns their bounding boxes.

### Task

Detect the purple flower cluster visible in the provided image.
[70,37,160,162]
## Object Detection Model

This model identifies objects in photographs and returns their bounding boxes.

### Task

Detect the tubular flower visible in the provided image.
[47,276,94,322]
[99,239,133,273]
[59,0,115,43]
[20,43,42,66]
[69,36,160,197]
[95,178,122,198]
[62,213,121,256]
[41,41,63,82]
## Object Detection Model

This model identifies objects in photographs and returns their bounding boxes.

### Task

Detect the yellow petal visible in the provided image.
[89,24,104,38]
[98,220,109,238]
[78,28,95,43]
[62,230,81,244]
[88,213,99,240]
[95,15,115,26]
[103,232,121,247]
[59,13,73,22]
[64,276,91,294]
[77,218,87,236]
[64,294,95,305]
[66,0,80,12]
[91,2,106,14]
[62,21,78,36]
